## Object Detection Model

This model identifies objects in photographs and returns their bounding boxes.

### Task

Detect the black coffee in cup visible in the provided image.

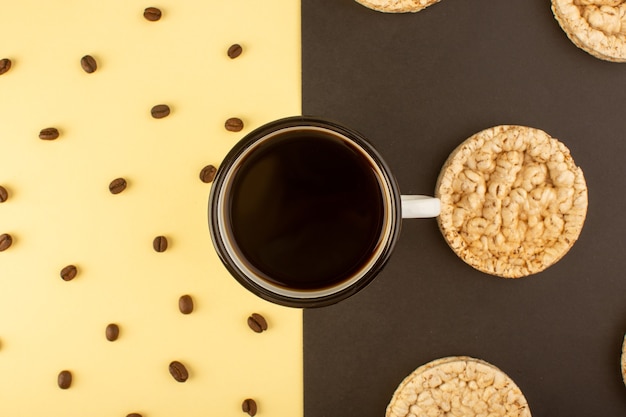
[208,117,439,308]
[227,128,385,290]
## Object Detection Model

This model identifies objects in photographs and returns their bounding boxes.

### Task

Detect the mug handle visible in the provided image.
[401,195,440,218]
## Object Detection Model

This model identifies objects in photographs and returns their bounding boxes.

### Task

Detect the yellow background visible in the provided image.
[0,1,302,416]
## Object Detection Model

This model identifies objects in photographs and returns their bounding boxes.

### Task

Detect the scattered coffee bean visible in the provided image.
[80,55,97,73]
[109,177,127,194]
[151,104,170,119]
[247,313,268,333]
[153,235,168,252]
[199,165,217,183]
[39,127,60,140]
[228,43,243,59]
[0,186,8,203]
[0,58,11,75]
[57,370,72,389]
[143,7,162,21]
[242,398,258,416]
[0,234,12,251]
[225,117,244,132]
[168,360,189,382]
[178,294,194,314]
[105,323,120,341]
[60,265,77,281]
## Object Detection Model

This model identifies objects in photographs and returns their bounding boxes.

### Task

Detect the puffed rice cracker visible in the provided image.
[354,0,441,13]
[436,125,588,278]
[552,0,626,62]
[621,333,626,385]
[386,356,532,417]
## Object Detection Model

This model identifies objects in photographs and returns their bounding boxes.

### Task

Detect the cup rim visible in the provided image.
[208,116,402,308]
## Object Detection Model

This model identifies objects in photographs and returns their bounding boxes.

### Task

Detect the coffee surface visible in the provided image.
[229,130,385,290]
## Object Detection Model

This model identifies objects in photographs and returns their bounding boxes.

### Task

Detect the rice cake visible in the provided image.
[552,0,626,62]
[622,333,626,385]
[436,125,588,278]
[354,0,441,13]
[386,356,531,417]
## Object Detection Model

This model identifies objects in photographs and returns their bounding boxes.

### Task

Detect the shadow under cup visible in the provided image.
[208,117,402,308]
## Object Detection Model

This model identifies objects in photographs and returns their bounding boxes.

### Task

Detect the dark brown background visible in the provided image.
[302,0,626,416]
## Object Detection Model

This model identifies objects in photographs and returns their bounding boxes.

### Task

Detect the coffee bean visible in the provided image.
[80,55,97,73]
[178,294,194,314]
[105,323,120,341]
[168,360,188,382]
[109,177,127,194]
[60,265,77,281]
[57,370,72,389]
[127,413,143,417]
[0,186,8,203]
[151,104,170,119]
[153,235,168,252]
[0,233,12,251]
[143,7,162,21]
[228,43,243,59]
[0,58,11,75]
[39,127,59,140]
[225,117,244,132]
[242,398,258,416]
[199,165,217,183]
[247,313,268,333]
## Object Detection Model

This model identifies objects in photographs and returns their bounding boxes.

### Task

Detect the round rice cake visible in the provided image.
[621,333,626,385]
[386,356,532,417]
[354,0,441,13]
[551,0,626,62]
[435,125,588,278]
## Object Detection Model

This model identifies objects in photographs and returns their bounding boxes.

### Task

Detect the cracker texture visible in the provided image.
[355,0,441,13]
[436,125,588,278]
[552,0,626,62]
[386,356,531,417]
[622,333,626,385]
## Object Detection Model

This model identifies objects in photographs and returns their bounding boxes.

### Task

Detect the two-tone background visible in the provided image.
[1,0,625,416]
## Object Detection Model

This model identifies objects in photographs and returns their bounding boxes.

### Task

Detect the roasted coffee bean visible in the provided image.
[0,58,11,75]
[225,117,244,132]
[39,127,60,140]
[127,413,143,417]
[109,177,127,194]
[199,165,217,183]
[105,323,120,341]
[60,265,77,281]
[151,104,170,119]
[143,7,162,21]
[168,360,188,382]
[178,295,194,314]
[242,398,258,416]
[0,186,8,203]
[57,370,72,389]
[80,55,97,73]
[0,233,12,251]
[247,313,268,333]
[153,236,168,252]
[228,43,243,59]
